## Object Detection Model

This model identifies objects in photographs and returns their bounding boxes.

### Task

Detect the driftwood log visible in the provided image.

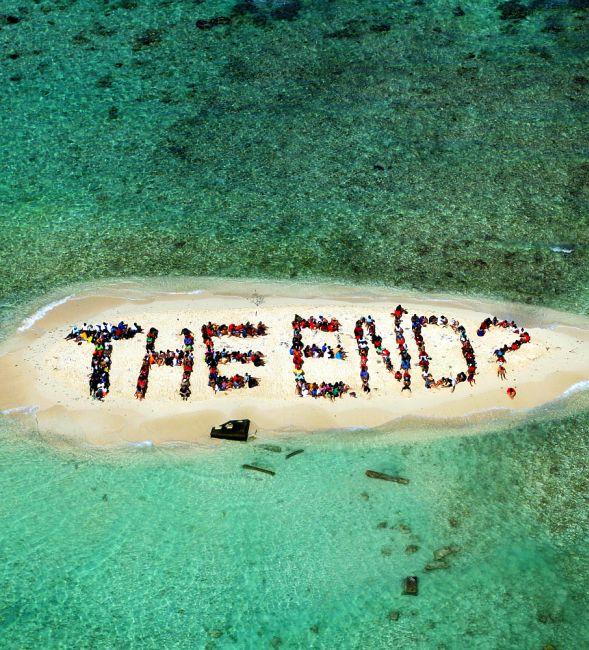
[365,470,409,485]
[286,449,304,459]
[242,464,275,476]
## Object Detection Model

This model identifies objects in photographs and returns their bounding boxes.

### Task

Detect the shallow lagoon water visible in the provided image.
[0,0,588,647]
[1,402,588,648]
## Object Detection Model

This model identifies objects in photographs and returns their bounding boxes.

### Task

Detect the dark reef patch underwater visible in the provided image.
[0,0,588,647]
[0,0,587,314]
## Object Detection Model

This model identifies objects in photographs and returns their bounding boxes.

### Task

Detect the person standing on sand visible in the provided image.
[497,365,507,380]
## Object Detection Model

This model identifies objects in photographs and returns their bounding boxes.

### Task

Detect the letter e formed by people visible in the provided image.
[200,321,267,392]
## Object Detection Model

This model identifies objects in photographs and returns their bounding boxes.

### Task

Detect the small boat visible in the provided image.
[210,419,250,441]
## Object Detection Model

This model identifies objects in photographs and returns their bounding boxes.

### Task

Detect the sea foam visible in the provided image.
[561,380,589,398]
[1,405,39,416]
[18,295,76,332]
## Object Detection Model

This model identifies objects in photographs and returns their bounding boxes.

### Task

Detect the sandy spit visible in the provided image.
[1,278,588,448]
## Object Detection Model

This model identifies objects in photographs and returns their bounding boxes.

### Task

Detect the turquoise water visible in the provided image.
[0,0,587,313]
[1,0,588,647]
[1,406,588,648]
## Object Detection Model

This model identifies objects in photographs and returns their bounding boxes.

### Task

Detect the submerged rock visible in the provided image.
[388,610,400,621]
[405,544,419,555]
[425,560,449,571]
[1,14,22,25]
[497,1,532,21]
[270,0,302,21]
[133,29,162,50]
[433,545,460,561]
[260,444,282,453]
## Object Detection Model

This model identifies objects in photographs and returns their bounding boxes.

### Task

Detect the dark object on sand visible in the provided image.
[403,576,418,596]
[286,449,304,459]
[366,470,409,484]
[210,419,250,441]
[242,464,275,476]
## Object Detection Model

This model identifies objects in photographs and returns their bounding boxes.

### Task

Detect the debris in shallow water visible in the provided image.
[425,560,449,571]
[403,576,418,595]
[243,464,275,476]
[366,470,409,484]
[433,545,460,561]
[260,444,282,453]
[285,449,304,459]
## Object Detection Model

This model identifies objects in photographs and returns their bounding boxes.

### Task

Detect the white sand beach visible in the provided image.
[1,278,588,447]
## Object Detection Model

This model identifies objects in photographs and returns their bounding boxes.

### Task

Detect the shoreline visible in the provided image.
[1,278,588,448]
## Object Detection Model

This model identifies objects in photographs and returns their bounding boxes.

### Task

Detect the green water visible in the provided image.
[0,0,588,647]
[1,409,588,648]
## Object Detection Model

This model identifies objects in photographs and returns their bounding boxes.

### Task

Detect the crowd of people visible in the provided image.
[291,315,353,399]
[135,327,195,400]
[354,305,412,393]
[66,321,143,400]
[201,321,266,392]
[202,321,268,338]
[477,317,530,395]
[411,313,477,389]
[66,311,531,403]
